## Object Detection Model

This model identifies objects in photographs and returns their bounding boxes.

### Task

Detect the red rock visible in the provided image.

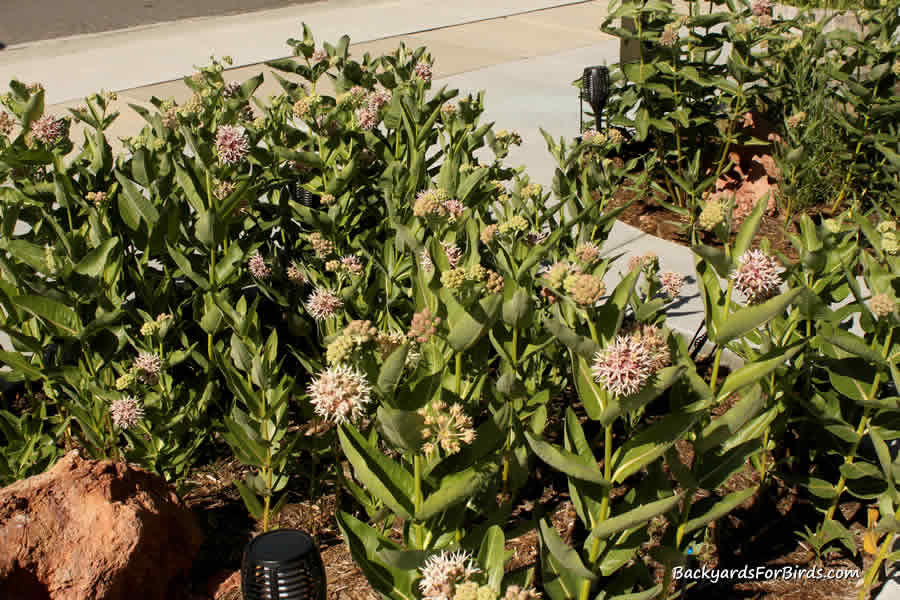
[0,450,203,600]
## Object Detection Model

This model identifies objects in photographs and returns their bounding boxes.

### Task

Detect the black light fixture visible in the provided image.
[580,65,610,133]
[241,529,327,600]
[290,182,319,209]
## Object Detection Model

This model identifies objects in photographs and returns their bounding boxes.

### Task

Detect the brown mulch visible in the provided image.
[608,178,806,264]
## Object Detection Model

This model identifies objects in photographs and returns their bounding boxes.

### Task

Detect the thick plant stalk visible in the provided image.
[709,279,734,395]
[859,525,898,600]
[824,329,893,524]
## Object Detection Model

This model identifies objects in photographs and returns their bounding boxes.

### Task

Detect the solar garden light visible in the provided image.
[290,181,319,209]
[241,529,327,600]
[580,65,610,133]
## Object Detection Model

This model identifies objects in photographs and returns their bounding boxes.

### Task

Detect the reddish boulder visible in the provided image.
[0,450,203,600]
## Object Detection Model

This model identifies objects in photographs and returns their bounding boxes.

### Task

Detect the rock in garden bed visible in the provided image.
[0,450,203,600]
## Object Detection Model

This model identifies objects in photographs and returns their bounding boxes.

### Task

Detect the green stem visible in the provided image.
[830,113,870,213]
[511,328,518,365]
[709,279,734,395]
[579,424,614,600]
[859,520,898,600]
[455,353,462,398]
[825,329,893,522]
[413,454,424,549]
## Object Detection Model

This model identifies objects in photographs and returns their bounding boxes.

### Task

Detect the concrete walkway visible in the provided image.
[0,1,897,594]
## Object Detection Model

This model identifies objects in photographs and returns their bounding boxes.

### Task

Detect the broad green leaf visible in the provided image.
[732,192,769,259]
[418,462,497,520]
[339,424,415,519]
[166,243,210,290]
[823,328,887,367]
[539,518,596,580]
[502,287,532,329]
[683,488,755,534]
[713,288,803,345]
[545,314,600,360]
[611,412,700,483]
[716,343,803,401]
[806,477,839,499]
[588,493,683,541]
[525,431,609,486]
[377,344,409,399]
[5,240,46,273]
[478,525,505,592]
[695,383,763,453]
[595,268,640,344]
[234,480,265,520]
[114,170,159,230]
[0,350,44,381]
[222,409,267,466]
[336,511,414,600]
[16,295,83,337]
[442,291,502,352]
[573,353,604,420]
[74,238,119,278]
[376,405,423,453]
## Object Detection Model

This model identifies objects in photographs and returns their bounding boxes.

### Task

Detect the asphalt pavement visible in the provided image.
[0,0,321,47]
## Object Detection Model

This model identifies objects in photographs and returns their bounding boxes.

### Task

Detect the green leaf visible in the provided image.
[376,405,424,453]
[338,424,415,519]
[215,242,245,284]
[595,268,640,344]
[713,288,803,346]
[733,192,769,258]
[525,431,609,486]
[442,291,502,352]
[336,511,414,600]
[114,170,159,230]
[870,428,897,503]
[695,384,763,453]
[545,314,600,360]
[74,238,119,278]
[16,295,83,337]
[502,287,532,329]
[166,243,209,290]
[573,353,604,420]
[823,328,888,367]
[611,412,700,483]
[716,343,803,401]
[479,526,506,592]
[539,518,596,580]
[222,409,267,467]
[0,350,44,381]
[588,493,683,541]
[418,462,497,520]
[195,210,218,248]
[377,344,408,399]
[376,549,429,571]
[4,240,46,273]
[174,162,207,214]
[806,477,839,499]
[234,480,265,520]
[608,585,663,600]
[683,488,755,534]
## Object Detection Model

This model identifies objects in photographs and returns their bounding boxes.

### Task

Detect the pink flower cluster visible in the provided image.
[30,115,64,146]
[731,250,781,304]
[306,365,372,425]
[305,288,343,320]
[215,125,250,165]
[592,327,670,397]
